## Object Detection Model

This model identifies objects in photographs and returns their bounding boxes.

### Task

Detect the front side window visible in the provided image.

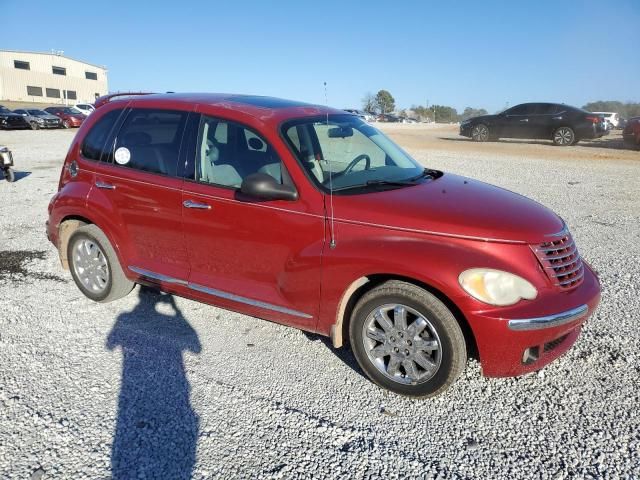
[81,109,124,161]
[195,116,284,188]
[282,114,424,193]
[505,104,531,116]
[113,109,187,176]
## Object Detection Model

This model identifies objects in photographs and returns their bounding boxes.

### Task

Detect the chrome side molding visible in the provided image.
[508,304,589,331]
[129,266,312,319]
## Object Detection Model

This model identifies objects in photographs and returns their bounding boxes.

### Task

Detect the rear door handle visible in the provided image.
[183,199,211,210]
[95,180,116,190]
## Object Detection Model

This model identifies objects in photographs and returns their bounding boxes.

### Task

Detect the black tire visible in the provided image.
[67,224,134,303]
[349,280,467,397]
[62,120,70,129]
[552,126,575,146]
[3,168,15,182]
[471,123,490,142]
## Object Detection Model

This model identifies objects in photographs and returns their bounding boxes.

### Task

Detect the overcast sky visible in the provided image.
[2,0,639,112]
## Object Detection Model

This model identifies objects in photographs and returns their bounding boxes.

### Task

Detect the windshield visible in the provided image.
[282,114,425,193]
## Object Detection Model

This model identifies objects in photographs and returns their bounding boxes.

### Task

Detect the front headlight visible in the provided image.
[458,269,537,306]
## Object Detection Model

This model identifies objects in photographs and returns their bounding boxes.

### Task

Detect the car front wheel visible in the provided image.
[471,123,490,142]
[67,224,134,303]
[62,120,70,129]
[553,126,575,146]
[349,280,467,397]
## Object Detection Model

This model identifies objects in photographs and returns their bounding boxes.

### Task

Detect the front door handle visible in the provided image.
[519,118,529,122]
[183,199,211,210]
[95,180,116,190]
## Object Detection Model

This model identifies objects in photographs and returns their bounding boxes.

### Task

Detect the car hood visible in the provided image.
[464,114,497,124]
[332,173,564,243]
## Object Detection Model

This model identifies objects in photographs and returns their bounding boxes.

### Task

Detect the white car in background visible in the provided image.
[592,112,619,128]
[74,103,95,116]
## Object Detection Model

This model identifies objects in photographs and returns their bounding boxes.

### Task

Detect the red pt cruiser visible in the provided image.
[46,93,601,397]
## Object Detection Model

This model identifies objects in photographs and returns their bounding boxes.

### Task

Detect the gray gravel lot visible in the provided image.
[0,128,639,479]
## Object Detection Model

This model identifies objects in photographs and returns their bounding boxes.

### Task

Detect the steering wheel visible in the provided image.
[343,154,371,175]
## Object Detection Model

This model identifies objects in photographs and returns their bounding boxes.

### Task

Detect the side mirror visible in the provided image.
[240,173,298,201]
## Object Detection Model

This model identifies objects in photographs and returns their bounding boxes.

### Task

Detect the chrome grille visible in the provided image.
[531,233,584,290]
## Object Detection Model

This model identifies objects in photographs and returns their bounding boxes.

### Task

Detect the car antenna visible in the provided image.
[324,81,337,249]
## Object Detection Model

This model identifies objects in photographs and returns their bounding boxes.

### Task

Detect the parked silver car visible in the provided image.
[12,109,62,129]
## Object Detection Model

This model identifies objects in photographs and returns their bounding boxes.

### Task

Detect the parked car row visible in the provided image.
[0,103,95,130]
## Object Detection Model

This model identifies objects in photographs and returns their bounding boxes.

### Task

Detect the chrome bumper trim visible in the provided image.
[129,266,312,319]
[507,304,589,331]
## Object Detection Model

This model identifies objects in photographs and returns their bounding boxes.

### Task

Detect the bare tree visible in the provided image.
[362,92,377,114]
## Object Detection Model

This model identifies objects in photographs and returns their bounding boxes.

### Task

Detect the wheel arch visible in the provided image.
[57,214,127,275]
[331,273,478,359]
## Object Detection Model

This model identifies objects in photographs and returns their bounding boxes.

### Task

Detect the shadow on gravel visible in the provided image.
[302,332,368,381]
[107,286,201,480]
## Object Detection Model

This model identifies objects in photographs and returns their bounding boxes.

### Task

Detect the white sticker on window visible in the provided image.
[114,147,131,165]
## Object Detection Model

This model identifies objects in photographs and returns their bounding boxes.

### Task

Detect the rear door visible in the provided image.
[529,103,559,138]
[180,114,324,329]
[90,107,191,281]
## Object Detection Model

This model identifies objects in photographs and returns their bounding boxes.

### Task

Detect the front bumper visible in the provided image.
[463,262,601,377]
[459,123,472,137]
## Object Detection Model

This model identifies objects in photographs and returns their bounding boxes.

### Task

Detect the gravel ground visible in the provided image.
[0,127,639,479]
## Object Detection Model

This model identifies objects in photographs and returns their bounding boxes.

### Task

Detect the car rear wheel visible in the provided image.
[471,123,490,142]
[67,224,134,303]
[553,126,575,146]
[349,280,467,397]
[62,120,70,129]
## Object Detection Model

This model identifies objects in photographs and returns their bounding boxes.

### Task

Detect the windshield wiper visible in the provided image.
[332,178,418,192]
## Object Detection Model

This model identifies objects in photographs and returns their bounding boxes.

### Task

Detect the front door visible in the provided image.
[502,104,535,138]
[91,107,191,281]
[181,115,324,329]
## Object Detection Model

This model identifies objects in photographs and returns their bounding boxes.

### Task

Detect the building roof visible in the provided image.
[0,49,107,71]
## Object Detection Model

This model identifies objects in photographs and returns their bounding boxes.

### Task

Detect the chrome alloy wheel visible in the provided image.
[72,238,109,293]
[554,127,574,145]
[362,304,442,385]
[471,124,489,141]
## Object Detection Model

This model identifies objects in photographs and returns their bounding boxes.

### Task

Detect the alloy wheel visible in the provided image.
[554,127,574,146]
[472,124,489,141]
[72,239,110,293]
[362,304,442,385]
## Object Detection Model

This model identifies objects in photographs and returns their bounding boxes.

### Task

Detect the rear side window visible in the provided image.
[534,104,558,115]
[114,109,188,176]
[506,104,532,115]
[81,109,124,161]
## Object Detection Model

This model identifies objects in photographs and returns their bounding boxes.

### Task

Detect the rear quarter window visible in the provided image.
[81,109,124,161]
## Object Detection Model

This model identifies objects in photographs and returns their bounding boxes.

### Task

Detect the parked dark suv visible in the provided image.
[460,102,609,146]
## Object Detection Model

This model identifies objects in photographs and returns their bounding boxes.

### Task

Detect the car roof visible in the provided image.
[108,92,344,123]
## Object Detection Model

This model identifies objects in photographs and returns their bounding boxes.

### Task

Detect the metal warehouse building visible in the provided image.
[0,50,108,105]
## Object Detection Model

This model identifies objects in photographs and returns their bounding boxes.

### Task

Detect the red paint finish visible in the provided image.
[47,93,601,379]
